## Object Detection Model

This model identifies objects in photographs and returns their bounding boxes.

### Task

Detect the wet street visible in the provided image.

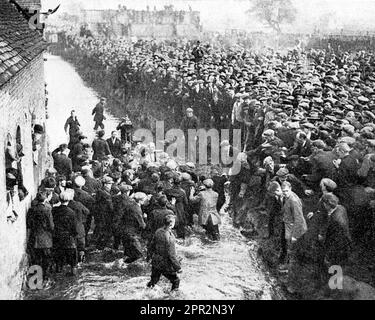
[24,214,284,300]
[44,54,119,150]
[24,54,284,300]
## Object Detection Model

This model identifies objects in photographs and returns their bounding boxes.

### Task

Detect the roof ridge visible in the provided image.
[0,0,46,87]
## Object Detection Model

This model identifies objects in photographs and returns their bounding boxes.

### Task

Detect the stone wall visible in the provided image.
[0,53,48,300]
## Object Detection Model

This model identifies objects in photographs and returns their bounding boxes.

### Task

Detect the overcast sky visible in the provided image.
[41,0,375,33]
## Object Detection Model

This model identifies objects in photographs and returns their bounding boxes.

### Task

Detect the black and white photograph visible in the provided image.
[1,0,375,306]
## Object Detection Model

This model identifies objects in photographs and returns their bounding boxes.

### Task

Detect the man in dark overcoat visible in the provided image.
[147,215,181,291]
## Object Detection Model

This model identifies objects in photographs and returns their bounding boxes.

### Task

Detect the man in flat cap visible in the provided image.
[147,195,175,240]
[52,191,80,275]
[121,192,147,263]
[180,108,199,160]
[302,141,336,186]
[52,144,73,179]
[26,191,54,281]
[107,131,122,159]
[333,143,360,190]
[117,115,133,144]
[147,215,181,291]
[319,193,351,268]
[272,167,313,198]
[180,108,199,135]
[64,110,81,147]
[94,176,114,250]
[92,97,107,130]
[73,176,96,244]
[92,130,111,162]
[112,183,135,251]
[279,181,307,293]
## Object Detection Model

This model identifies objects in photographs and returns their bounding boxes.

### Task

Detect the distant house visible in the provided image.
[81,6,202,39]
[0,0,49,299]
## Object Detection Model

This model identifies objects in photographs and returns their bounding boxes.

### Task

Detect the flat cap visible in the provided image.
[133,192,147,201]
[74,176,86,187]
[203,179,214,188]
[276,168,289,177]
[119,183,133,193]
[102,176,114,184]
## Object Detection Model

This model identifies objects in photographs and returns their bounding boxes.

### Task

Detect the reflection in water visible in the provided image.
[23,213,285,300]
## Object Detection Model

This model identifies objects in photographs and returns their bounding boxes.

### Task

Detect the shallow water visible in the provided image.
[23,212,284,300]
[29,54,285,300]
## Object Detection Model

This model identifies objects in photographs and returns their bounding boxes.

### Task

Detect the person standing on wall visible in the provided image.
[180,108,199,161]
[92,97,107,130]
[117,115,133,144]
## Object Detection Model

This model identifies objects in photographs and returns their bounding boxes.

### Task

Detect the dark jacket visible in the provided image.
[92,103,105,122]
[180,115,199,134]
[92,138,111,161]
[149,227,181,273]
[112,193,136,233]
[74,187,96,212]
[276,127,298,148]
[83,176,102,195]
[304,150,336,183]
[323,205,352,264]
[64,116,80,137]
[272,174,308,199]
[68,200,89,239]
[165,187,188,227]
[69,141,84,166]
[149,207,175,236]
[121,202,146,235]
[52,205,79,249]
[212,175,227,203]
[288,139,313,158]
[52,149,73,178]
[106,137,122,158]
[27,202,54,249]
[95,188,113,226]
[336,154,360,189]
[117,121,133,141]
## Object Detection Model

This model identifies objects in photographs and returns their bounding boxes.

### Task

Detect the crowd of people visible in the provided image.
[26,107,228,291]
[34,28,375,294]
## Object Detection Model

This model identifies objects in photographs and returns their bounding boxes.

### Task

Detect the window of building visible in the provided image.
[5,126,28,205]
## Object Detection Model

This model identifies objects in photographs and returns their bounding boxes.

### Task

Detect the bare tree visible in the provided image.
[247,0,297,33]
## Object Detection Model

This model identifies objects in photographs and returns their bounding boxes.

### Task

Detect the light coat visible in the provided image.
[191,189,221,226]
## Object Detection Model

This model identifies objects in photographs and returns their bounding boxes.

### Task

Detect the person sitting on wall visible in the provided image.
[5,141,28,200]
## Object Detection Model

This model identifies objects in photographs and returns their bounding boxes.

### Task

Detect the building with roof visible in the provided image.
[81,5,202,39]
[0,0,49,299]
